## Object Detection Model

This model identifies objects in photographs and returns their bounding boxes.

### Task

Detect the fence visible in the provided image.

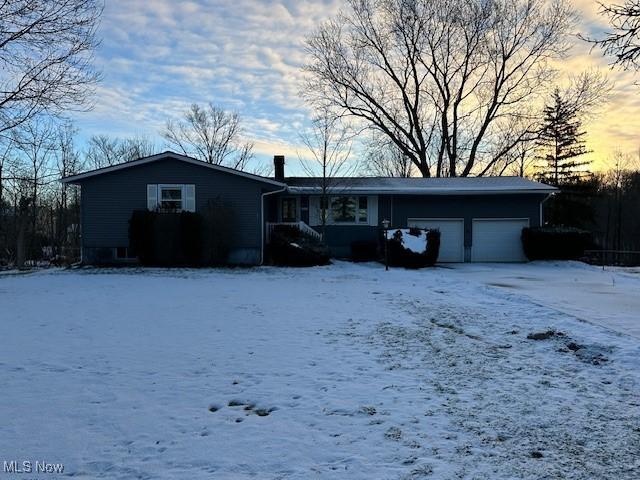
[583,250,640,267]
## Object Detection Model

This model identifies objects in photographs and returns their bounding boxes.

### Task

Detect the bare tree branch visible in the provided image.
[162,103,255,171]
[0,0,102,134]
[304,0,576,177]
[581,1,640,71]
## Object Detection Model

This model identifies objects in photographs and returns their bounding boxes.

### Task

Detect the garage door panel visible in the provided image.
[471,219,528,262]
[408,218,464,263]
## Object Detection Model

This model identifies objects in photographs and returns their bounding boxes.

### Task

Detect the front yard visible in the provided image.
[1,262,639,479]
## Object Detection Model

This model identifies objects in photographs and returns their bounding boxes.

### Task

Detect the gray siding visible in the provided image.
[303,193,545,259]
[390,193,545,248]
[320,226,380,258]
[78,157,280,264]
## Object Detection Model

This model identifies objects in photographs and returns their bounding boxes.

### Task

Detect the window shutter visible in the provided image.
[308,196,320,226]
[367,195,378,226]
[147,184,158,211]
[184,184,196,212]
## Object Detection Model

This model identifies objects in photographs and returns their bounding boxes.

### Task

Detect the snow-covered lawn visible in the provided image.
[1,262,639,479]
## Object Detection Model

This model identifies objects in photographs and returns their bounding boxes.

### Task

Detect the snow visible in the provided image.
[446,261,640,339]
[386,228,428,253]
[1,262,639,479]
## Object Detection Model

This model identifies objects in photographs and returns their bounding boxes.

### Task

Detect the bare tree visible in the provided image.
[0,134,15,206]
[85,134,157,169]
[364,133,415,177]
[54,122,82,248]
[11,119,57,262]
[299,109,355,235]
[0,0,102,134]
[582,1,640,71]
[163,103,254,170]
[304,0,576,177]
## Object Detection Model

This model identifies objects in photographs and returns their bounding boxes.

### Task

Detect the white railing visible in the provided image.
[266,221,323,243]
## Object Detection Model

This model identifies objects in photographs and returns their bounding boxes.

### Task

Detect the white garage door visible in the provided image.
[471,218,529,262]
[408,218,464,262]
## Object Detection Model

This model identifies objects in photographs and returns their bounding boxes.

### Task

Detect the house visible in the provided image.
[62,151,556,265]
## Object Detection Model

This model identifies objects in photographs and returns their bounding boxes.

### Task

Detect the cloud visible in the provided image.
[70,0,640,172]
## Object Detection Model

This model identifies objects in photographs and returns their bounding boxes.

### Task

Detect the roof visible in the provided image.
[61,151,555,195]
[284,176,557,195]
[61,151,288,187]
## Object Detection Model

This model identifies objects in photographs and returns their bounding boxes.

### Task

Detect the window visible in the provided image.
[159,185,183,212]
[147,184,196,212]
[330,196,368,224]
[358,197,368,223]
[282,197,297,222]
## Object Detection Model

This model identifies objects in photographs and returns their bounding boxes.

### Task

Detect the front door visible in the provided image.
[281,197,298,222]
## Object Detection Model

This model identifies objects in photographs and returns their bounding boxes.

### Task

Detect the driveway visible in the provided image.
[447,261,640,339]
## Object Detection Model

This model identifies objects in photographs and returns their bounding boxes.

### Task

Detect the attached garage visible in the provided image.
[408,218,464,262]
[471,218,529,262]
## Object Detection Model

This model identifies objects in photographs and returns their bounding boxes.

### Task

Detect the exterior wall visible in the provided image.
[78,156,280,265]
[320,225,380,258]
[275,192,546,260]
[391,193,546,261]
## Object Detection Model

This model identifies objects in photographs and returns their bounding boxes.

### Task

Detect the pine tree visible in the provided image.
[536,89,592,186]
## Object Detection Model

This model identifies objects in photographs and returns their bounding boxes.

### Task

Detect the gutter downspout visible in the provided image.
[540,192,555,226]
[260,186,287,265]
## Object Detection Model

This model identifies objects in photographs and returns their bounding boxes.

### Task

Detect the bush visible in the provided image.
[129,210,203,266]
[129,210,155,264]
[351,240,379,262]
[522,226,592,260]
[200,198,235,265]
[268,224,330,267]
[424,229,441,265]
[385,228,441,268]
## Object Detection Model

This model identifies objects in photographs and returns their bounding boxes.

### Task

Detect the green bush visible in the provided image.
[522,226,592,260]
[385,228,441,268]
[268,224,330,267]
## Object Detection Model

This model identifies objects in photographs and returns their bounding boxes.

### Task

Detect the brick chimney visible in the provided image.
[274,155,285,182]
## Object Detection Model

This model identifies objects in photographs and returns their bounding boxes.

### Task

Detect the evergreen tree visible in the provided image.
[536,89,592,186]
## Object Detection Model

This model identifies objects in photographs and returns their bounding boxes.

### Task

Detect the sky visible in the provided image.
[70,0,640,174]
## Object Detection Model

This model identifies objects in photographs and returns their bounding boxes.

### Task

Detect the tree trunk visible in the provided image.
[16,217,26,269]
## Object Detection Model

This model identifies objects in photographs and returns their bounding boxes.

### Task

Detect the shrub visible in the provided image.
[351,240,379,262]
[424,229,441,265]
[180,212,203,265]
[129,210,155,264]
[384,228,441,268]
[200,198,235,265]
[268,225,330,267]
[129,210,203,266]
[521,226,592,260]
